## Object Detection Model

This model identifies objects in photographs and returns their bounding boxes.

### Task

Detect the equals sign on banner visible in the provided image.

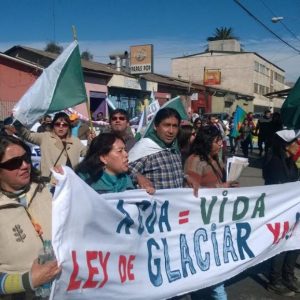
[178,210,190,224]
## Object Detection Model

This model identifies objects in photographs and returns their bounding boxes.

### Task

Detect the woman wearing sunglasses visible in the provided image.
[0,135,60,298]
[14,112,87,182]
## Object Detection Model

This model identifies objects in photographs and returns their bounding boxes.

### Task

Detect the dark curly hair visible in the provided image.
[75,133,124,185]
[190,125,222,162]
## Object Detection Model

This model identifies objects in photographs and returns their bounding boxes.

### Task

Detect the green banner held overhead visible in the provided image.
[13,40,87,126]
[281,76,300,129]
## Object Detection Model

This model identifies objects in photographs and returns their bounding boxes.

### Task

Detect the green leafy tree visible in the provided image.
[81,50,93,61]
[44,42,63,54]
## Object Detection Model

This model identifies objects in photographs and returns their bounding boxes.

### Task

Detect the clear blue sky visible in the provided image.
[1,0,300,82]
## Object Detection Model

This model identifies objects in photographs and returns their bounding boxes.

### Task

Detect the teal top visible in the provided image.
[71,121,81,137]
[79,171,135,194]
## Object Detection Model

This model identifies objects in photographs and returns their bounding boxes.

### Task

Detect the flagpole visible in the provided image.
[72,25,94,132]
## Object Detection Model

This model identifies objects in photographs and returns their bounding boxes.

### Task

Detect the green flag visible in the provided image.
[13,40,87,126]
[231,105,247,138]
[281,76,300,129]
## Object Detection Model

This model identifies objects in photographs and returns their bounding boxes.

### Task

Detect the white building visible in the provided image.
[172,39,288,113]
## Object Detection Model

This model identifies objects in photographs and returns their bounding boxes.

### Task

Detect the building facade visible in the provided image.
[0,53,42,119]
[172,39,288,113]
[1,42,253,122]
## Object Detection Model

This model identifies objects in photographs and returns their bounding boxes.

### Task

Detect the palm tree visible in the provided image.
[207,27,238,41]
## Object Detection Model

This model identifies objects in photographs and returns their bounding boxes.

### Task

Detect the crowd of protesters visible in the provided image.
[0,106,299,299]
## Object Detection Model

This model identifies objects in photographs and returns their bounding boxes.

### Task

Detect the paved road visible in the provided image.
[226,150,300,300]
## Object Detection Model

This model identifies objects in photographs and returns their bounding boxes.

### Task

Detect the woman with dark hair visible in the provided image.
[185,126,237,188]
[14,112,87,181]
[263,130,300,296]
[0,135,60,298]
[184,125,238,300]
[76,133,135,194]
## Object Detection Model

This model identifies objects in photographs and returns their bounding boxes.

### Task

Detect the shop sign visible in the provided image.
[130,44,153,74]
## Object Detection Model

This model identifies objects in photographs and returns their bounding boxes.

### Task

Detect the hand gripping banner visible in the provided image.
[50,167,300,300]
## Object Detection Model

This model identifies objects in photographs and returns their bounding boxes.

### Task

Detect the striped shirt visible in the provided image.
[0,272,32,295]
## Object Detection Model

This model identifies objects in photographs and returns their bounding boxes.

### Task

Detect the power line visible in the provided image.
[52,0,56,42]
[233,0,300,54]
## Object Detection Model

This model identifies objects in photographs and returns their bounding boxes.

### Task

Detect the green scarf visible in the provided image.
[145,127,179,153]
[79,171,134,194]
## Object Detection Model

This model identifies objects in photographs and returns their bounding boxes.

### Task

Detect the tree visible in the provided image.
[81,50,93,61]
[44,42,63,54]
[207,27,238,41]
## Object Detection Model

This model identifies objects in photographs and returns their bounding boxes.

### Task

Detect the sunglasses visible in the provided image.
[54,122,69,128]
[0,153,31,170]
[111,116,126,121]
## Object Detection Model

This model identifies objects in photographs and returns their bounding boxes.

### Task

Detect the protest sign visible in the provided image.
[28,142,41,169]
[51,167,300,300]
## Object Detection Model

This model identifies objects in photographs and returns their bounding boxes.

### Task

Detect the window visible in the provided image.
[255,61,270,76]
[260,65,266,75]
[259,85,265,95]
[254,83,270,95]
[274,72,284,83]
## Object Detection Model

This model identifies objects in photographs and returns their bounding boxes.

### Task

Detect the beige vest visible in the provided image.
[0,183,52,274]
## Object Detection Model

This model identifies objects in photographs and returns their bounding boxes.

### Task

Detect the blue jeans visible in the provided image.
[190,283,227,300]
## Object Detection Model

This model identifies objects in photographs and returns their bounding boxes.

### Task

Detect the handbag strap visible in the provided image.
[46,141,71,180]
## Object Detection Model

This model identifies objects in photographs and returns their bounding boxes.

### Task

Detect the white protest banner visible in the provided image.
[27,142,41,170]
[51,167,300,300]
[147,100,160,121]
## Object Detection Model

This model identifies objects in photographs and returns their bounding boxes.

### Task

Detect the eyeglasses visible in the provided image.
[111,116,126,121]
[54,122,69,128]
[0,153,31,170]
